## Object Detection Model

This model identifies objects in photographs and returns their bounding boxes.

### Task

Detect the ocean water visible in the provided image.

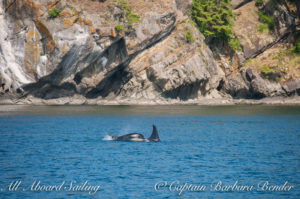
[0,105,299,199]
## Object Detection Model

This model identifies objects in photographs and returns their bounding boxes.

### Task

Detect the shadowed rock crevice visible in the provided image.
[85,64,132,99]
[20,14,176,100]
[232,0,253,10]
[22,36,129,97]
[216,76,251,99]
[22,44,89,91]
[74,38,128,85]
[161,80,209,100]
[27,82,77,100]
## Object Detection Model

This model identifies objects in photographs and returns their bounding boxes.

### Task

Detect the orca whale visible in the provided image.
[110,125,160,142]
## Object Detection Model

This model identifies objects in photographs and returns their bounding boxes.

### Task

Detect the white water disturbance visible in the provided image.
[0,4,32,91]
[102,135,114,141]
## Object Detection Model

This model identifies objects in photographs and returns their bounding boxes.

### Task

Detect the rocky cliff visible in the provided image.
[0,0,299,105]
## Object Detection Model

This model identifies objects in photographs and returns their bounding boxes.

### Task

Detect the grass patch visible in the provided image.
[294,37,300,54]
[258,24,268,32]
[260,66,280,81]
[244,44,299,81]
[260,66,276,73]
[115,24,125,32]
[199,49,204,56]
[114,0,141,32]
[48,8,61,19]
[184,29,195,43]
[256,0,264,6]
[273,38,300,56]
[258,11,275,31]
[229,38,242,51]
[241,58,253,67]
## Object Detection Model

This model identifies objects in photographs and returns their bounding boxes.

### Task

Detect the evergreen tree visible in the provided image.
[191,0,241,50]
[191,0,234,40]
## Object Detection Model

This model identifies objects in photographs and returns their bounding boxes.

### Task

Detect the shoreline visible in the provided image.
[0,96,300,106]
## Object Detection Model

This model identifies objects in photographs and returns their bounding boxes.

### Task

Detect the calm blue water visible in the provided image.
[0,105,299,199]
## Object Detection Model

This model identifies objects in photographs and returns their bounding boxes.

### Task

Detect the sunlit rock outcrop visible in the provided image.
[0,0,299,104]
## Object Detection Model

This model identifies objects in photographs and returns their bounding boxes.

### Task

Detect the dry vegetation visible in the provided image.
[243,43,300,82]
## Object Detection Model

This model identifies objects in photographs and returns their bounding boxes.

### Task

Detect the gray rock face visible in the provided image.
[147,54,212,99]
[1,0,177,100]
[242,68,286,98]
[263,0,296,36]
[218,67,286,99]
[261,70,283,82]
[0,0,295,103]
[0,3,32,91]
[282,79,300,96]
[116,21,225,101]
[175,0,193,14]
[222,76,251,98]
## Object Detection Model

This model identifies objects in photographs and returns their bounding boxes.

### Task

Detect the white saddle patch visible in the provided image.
[130,138,144,142]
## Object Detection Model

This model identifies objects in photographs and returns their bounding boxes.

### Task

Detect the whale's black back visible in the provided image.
[115,133,145,141]
[111,125,160,142]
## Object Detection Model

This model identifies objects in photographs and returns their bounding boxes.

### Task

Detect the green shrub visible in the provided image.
[114,0,140,29]
[256,0,264,6]
[258,11,275,31]
[48,8,61,19]
[229,38,241,51]
[261,66,273,73]
[115,24,125,32]
[258,24,268,32]
[260,66,281,81]
[294,37,300,54]
[184,29,195,43]
[126,12,141,26]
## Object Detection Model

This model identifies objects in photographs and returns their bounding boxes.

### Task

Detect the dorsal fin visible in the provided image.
[148,125,160,142]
